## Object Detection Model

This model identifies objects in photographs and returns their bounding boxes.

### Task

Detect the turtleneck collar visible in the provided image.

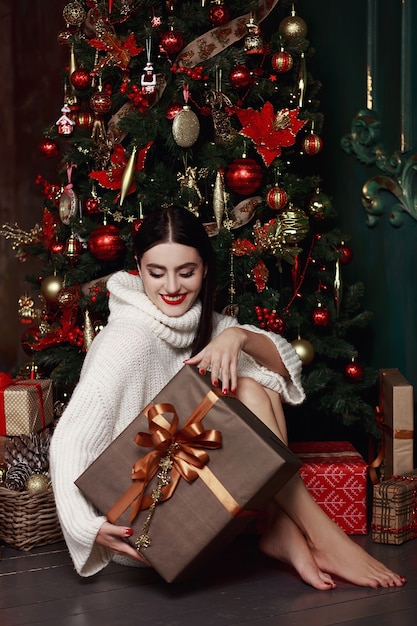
[106,271,202,349]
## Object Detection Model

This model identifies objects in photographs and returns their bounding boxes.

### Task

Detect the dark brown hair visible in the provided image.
[132,205,216,355]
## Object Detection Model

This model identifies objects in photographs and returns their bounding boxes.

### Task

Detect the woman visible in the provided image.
[50,206,405,590]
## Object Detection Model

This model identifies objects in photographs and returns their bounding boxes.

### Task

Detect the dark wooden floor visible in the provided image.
[1,532,416,626]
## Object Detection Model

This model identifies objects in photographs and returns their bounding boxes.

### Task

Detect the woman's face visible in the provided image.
[138,242,206,317]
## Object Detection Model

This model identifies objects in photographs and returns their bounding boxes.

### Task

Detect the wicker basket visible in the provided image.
[0,486,63,551]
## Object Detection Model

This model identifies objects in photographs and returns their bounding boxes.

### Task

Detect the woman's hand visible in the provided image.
[96,521,148,563]
[184,327,246,394]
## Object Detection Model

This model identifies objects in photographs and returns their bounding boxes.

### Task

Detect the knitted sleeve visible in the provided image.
[212,313,305,405]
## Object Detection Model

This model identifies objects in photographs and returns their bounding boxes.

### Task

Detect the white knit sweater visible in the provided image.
[50,271,305,577]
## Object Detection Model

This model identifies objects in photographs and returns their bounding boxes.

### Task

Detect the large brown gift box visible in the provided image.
[376,369,414,480]
[371,470,417,544]
[0,375,54,436]
[76,365,301,583]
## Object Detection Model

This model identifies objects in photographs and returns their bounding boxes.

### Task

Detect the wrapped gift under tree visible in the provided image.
[289,441,368,535]
[76,365,301,583]
[0,373,54,436]
[371,470,417,545]
[369,369,414,483]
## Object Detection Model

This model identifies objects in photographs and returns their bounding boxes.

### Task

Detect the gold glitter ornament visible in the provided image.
[278,204,310,244]
[62,1,86,27]
[172,105,200,148]
[279,6,308,40]
[213,169,226,228]
[25,473,50,493]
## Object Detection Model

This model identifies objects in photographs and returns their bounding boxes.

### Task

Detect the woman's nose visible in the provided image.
[165,273,180,293]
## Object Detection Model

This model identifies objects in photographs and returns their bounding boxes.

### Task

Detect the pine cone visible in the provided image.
[4,431,51,473]
[4,462,32,491]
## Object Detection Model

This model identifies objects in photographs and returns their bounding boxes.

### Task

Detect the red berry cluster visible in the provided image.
[254,306,285,334]
[171,64,207,81]
[67,327,84,347]
[120,81,150,113]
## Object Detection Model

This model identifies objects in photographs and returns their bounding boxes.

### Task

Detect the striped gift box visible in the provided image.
[371,470,417,545]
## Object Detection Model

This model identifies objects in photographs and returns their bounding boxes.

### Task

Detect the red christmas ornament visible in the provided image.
[266,185,288,210]
[49,240,65,255]
[160,29,184,55]
[88,224,125,262]
[38,138,59,159]
[344,359,364,382]
[229,64,252,89]
[311,304,331,327]
[209,0,230,26]
[338,243,353,265]
[254,306,285,334]
[73,111,94,130]
[271,50,293,73]
[70,68,91,90]
[301,133,323,155]
[85,196,101,215]
[131,218,143,235]
[165,102,183,120]
[225,158,263,195]
[89,90,112,115]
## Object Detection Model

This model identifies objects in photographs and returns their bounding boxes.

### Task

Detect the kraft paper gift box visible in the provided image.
[376,369,414,480]
[289,441,368,534]
[76,365,301,583]
[0,374,54,436]
[371,470,417,545]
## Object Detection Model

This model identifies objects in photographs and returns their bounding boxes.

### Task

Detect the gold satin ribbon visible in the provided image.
[107,390,243,524]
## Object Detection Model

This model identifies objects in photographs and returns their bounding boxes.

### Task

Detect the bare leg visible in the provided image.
[236,378,406,590]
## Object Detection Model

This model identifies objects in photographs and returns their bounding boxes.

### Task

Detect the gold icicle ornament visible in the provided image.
[213,169,226,228]
[83,309,96,351]
[120,145,137,205]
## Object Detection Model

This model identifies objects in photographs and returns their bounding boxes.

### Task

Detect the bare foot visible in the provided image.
[259,505,336,591]
[306,523,406,588]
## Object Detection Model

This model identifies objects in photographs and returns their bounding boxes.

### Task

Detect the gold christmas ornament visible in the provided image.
[41,274,65,303]
[120,145,137,205]
[172,105,200,147]
[279,204,310,244]
[62,1,86,27]
[279,6,308,40]
[83,309,96,351]
[213,169,226,228]
[291,337,314,366]
[25,473,50,493]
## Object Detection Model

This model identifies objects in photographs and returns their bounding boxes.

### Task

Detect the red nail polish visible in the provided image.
[222,388,228,395]
[213,380,219,387]
[125,528,133,537]
[231,388,237,394]
[199,369,206,375]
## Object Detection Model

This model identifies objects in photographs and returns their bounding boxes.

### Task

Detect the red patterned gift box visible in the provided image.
[289,441,368,534]
[76,365,301,583]
[0,373,54,436]
[371,470,417,545]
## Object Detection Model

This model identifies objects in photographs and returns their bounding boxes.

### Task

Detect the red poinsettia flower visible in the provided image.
[235,102,306,167]
[89,142,153,197]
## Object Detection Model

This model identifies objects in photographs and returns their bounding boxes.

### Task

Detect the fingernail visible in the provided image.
[125,528,133,537]
[222,388,228,395]
[231,388,237,394]
[213,380,219,387]
[199,368,206,375]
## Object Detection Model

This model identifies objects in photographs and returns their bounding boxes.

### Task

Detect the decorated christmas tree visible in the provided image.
[1,0,379,442]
